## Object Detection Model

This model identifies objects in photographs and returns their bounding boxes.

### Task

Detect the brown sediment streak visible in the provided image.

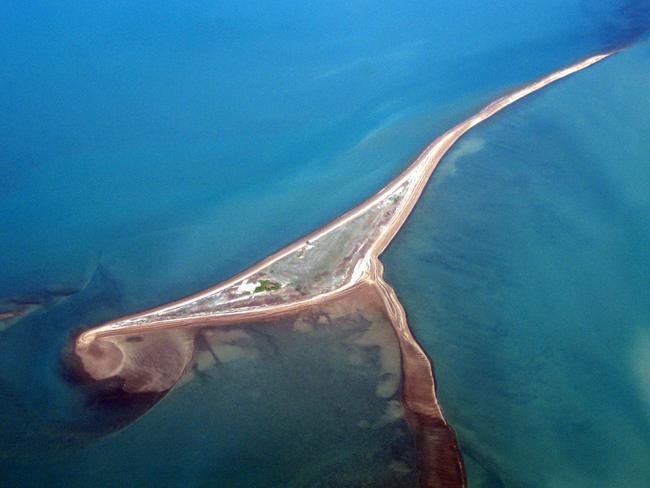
[72,52,612,487]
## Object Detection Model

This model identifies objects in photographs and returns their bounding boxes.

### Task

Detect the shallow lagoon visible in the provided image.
[3,289,418,487]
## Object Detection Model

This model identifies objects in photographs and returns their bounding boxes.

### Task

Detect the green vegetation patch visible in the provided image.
[254,279,281,293]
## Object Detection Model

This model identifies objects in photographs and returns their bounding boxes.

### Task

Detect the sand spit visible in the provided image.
[71,52,612,487]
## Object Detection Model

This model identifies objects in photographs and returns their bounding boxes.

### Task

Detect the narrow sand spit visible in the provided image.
[73,52,612,488]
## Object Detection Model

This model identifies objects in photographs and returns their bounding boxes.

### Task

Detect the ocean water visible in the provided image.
[384,41,650,486]
[1,1,650,486]
[3,1,649,303]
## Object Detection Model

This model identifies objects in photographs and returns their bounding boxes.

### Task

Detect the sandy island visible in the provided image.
[72,52,612,488]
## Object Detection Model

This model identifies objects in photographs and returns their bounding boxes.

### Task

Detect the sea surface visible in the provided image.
[384,41,650,486]
[1,1,649,486]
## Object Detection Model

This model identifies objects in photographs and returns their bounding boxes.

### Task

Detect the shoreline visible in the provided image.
[77,51,612,346]
[72,51,613,488]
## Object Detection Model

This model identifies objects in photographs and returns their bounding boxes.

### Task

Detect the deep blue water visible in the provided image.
[3,1,648,302]
[1,1,649,486]
[384,41,650,486]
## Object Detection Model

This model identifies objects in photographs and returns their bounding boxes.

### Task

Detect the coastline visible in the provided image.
[72,52,613,488]
[76,51,612,346]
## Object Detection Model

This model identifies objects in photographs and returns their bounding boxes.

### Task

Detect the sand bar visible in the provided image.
[73,52,613,488]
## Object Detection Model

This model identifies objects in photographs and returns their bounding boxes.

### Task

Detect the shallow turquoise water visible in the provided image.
[1,1,649,486]
[3,309,416,487]
[384,41,650,486]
